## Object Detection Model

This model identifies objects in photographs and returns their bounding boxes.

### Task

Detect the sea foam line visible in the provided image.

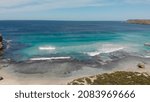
[144,56,150,58]
[87,47,124,56]
[30,57,71,61]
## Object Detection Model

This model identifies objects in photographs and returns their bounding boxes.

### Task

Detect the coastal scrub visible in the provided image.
[68,71,150,85]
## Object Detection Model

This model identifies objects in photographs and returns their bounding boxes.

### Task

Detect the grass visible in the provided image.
[68,71,150,85]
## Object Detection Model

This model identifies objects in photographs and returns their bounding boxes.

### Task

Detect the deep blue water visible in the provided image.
[0,21,150,62]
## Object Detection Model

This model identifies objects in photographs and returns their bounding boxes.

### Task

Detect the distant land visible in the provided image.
[127,19,150,25]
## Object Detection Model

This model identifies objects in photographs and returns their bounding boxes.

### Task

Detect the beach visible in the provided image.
[0,55,150,85]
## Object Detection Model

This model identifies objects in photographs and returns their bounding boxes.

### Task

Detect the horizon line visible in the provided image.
[0,19,126,22]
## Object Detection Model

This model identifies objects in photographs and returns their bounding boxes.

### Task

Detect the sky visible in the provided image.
[0,0,150,21]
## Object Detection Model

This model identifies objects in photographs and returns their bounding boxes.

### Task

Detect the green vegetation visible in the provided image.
[68,71,150,85]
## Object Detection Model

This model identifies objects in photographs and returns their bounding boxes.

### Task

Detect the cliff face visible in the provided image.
[127,19,150,25]
[0,34,3,50]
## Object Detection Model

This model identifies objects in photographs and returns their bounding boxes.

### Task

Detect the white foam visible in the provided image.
[87,44,125,56]
[144,56,150,58]
[30,57,71,61]
[100,47,124,53]
[144,43,150,46]
[39,46,56,51]
[86,52,101,56]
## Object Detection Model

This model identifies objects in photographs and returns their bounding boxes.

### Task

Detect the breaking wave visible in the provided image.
[30,57,71,61]
[86,44,125,56]
[38,46,56,51]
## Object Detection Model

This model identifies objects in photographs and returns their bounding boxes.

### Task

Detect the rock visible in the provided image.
[137,63,145,69]
[0,33,2,42]
[127,19,150,25]
[0,44,2,48]
[0,33,3,50]
[0,76,3,81]
[0,44,2,50]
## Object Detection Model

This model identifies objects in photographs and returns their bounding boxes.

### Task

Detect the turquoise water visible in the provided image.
[0,21,150,62]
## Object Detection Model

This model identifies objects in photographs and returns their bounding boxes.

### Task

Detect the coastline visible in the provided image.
[0,21,150,85]
[127,19,150,25]
[0,56,150,85]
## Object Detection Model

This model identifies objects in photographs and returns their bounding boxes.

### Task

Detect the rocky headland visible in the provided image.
[127,19,150,25]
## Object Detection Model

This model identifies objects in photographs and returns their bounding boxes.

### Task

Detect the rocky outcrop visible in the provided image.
[0,33,3,50]
[127,19,150,25]
[137,63,145,69]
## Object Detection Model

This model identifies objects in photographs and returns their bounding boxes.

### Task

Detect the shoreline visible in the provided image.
[0,56,150,85]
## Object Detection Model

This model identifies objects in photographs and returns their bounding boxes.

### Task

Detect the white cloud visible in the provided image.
[0,0,150,9]
[0,0,150,14]
[0,0,31,7]
[0,0,111,13]
[123,0,150,4]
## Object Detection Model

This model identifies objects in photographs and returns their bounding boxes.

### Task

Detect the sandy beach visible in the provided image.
[0,56,150,85]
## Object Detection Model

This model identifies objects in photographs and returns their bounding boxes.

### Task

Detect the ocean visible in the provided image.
[0,20,150,63]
